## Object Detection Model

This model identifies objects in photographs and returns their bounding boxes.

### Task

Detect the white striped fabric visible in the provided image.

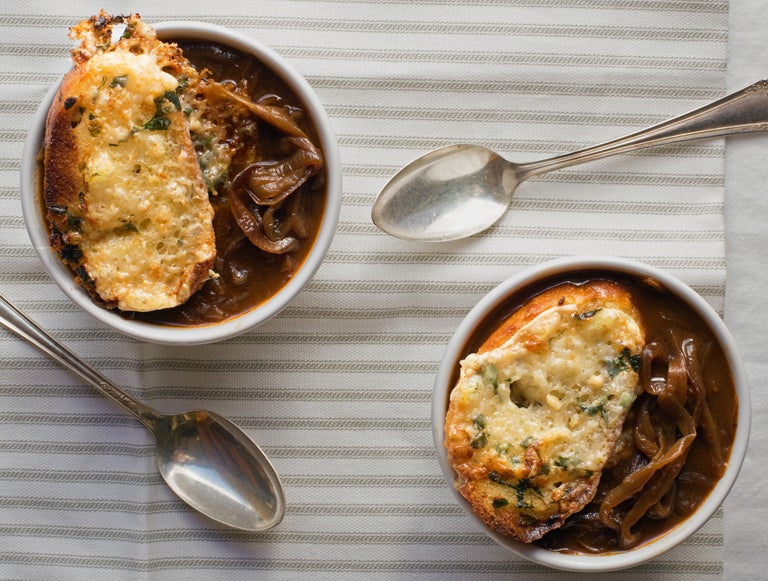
[0,0,729,579]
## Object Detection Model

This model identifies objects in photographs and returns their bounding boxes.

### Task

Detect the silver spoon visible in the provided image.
[372,79,768,242]
[0,292,285,531]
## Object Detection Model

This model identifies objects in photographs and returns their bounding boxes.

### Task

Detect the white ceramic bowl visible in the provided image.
[432,256,750,572]
[20,21,341,345]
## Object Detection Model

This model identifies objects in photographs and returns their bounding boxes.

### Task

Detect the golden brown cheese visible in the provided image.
[444,281,645,542]
[43,13,216,312]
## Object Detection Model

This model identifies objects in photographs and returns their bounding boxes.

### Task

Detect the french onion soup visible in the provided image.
[443,271,738,554]
[41,12,326,325]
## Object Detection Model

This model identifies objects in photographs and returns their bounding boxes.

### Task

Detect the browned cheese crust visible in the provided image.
[43,12,216,311]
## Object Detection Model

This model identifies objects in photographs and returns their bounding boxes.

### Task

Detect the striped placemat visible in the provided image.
[0,0,728,578]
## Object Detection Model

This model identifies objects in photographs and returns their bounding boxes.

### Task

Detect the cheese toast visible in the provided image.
[444,280,645,542]
[43,13,216,312]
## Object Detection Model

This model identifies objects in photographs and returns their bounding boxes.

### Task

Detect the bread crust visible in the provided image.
[42,12,216,312]
[444,279,645,543]
[479,280,642,353]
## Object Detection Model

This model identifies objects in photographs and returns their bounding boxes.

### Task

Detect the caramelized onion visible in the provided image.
[284,189,309,238]
[680,336,724,471]
[233,137,323,206]
[210,81,323,255]
[208,82,308,137]
[597,334,705,549]
[633,398,659,457]
[228,185,299,254]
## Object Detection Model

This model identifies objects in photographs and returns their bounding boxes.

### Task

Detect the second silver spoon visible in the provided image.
[372,80,768,242]
[0,293,285,531]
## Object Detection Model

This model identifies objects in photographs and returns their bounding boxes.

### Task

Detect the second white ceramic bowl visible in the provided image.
[432,256,750,572]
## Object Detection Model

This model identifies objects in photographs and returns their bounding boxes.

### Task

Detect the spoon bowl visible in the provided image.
[0,293,285,531]
[373,79,768,242]
[372,144,516,241]
[153,409,284,531]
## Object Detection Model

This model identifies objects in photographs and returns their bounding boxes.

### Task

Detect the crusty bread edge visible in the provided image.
[479,279,642,353]
[43,73,113,307]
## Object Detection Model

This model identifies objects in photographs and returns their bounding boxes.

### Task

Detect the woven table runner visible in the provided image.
[0,1,728,578]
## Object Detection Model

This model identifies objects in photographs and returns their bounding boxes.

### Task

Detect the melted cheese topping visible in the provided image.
[449,304,644,499]
[68,49,215,311]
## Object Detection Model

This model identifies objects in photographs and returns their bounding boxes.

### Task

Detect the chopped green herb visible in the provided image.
[492,497,508,509]
[554,454,579,470]
[514,479,543,508]
[158,91,181,113]
[122,222,138,233]
[605,347,641,378]
[573,308,601,320]
[175,75,189,94]
[577,396,608,423]
[481,363,498,393]
[141,92,182,131]
[489,472,542,508]
[109,75,127,88]
[470,432,487,449]
[470,415,488,449]
[604,358,622,379]
[143,114,171,131]
[521,435,535,449]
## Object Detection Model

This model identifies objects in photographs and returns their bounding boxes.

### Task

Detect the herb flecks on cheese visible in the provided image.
[44,13,216,312]
[444,287,644,543]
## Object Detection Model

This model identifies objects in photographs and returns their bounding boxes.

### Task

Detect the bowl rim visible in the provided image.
[432,255,751,572]
[19,20,341,345]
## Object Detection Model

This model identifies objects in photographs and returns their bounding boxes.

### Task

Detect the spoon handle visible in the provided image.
[0,292,160,427]
[516,79,768,179]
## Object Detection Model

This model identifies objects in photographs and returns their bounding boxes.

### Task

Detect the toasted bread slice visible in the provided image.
[444,280,645,542]
[43,13,215,312]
